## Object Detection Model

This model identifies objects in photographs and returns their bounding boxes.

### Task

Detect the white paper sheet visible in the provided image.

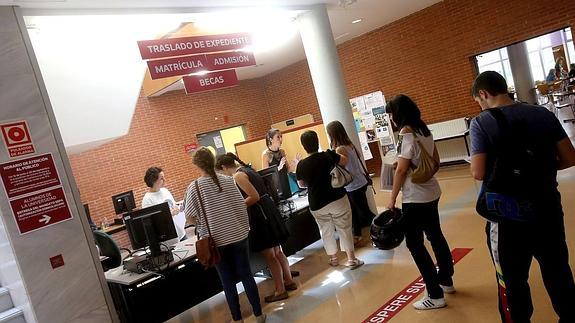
[358,132,373,160]
[213,136,223,149]
[173,211,186,239]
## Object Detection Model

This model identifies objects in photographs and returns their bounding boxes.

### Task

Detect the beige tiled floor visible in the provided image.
[167,165,575,323]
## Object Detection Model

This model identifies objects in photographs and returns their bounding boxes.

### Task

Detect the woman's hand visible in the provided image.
[278,157,287,171]
[386,199,396,211]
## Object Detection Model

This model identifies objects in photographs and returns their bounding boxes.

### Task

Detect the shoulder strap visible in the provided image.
[352,146,369,177]
[485,108,512,151]
[195,180,213,238]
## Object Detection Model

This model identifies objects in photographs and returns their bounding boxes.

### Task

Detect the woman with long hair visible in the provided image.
[262,129,300,198]
[216,153,296,302]
[184,147,266,323]
[326,121,376,246]
[386,94,454,310]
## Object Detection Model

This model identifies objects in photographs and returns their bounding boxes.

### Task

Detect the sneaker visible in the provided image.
[413,295,446,310]
[264,291,289,303]
[256,314,267,323]
[345,259,364,270]
[440,284,456,294]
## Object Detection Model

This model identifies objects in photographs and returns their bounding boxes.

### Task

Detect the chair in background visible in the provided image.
[93,230,121,271]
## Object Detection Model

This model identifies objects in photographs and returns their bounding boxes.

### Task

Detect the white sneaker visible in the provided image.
[412,295,446,310]
[440,284,456,294]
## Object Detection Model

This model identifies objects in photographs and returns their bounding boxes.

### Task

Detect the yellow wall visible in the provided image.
[235,122,329,171]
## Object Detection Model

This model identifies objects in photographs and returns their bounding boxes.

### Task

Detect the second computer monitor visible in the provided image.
[258,165,292,203]
[123,202,178,255]
[112,190,136,215]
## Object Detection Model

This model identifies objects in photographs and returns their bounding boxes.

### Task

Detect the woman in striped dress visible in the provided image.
[184,147,266,323]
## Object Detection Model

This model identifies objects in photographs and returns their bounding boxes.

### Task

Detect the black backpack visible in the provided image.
[475,108,541,222]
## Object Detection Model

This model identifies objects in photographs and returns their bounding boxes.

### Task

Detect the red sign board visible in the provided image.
[184,143,198,154]
[9,187,72,235]
[183,70,238,94]
[147,54,208,80]
[1,121,36,158]
[205,52,256,71]
[0,153,61,199]
[138,33,252,60]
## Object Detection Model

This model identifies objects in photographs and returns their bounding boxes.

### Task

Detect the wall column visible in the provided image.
[297,4,378,214]
[507,42,537,104]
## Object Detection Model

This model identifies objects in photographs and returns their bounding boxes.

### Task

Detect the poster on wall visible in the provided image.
[0,153,73,235]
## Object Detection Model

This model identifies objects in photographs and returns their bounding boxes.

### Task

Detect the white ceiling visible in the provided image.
[12,0,442,93]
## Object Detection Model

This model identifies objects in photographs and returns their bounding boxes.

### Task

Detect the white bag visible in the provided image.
[331,164,353,188]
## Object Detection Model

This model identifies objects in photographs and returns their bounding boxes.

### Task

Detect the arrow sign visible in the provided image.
[39,215,51,224]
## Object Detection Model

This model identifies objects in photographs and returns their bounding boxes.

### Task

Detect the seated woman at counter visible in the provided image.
[142,167,186,241]
[216,153,296,303]
[185,148,266,323]
[296,130,364,269]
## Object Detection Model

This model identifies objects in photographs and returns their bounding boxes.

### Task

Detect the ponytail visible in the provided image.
[193,147,222,192]
[215,152,249,170]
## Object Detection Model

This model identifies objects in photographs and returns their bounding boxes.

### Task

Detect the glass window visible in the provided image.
[526,38,539,52]
[542,48,556,72]
[502,60,514,86]
[476,48,515,89]
[566,27,572,41]
[477,50,501,66]
[567,41,575,66]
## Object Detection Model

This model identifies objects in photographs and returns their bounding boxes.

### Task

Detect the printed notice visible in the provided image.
[9,187,72,235]
[0,153,61,199]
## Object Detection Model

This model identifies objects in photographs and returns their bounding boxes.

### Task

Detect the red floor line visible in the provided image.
[362,248,473,323]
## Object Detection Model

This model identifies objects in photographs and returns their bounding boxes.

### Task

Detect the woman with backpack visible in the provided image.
[386,94,454,310]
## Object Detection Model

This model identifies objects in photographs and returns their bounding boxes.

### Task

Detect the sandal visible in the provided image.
[284,282,298,291]
[345,259,364,270]
[329,256,339,267]
[264,291,289,303]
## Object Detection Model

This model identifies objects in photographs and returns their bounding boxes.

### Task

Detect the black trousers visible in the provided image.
[403,199,454,299]
[347,184,376,237]
[486,214,575,323]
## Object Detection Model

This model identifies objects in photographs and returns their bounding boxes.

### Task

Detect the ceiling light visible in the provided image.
[352,19,363,24]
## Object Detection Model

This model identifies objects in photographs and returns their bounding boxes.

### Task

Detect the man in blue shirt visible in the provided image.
[470,71,575,323]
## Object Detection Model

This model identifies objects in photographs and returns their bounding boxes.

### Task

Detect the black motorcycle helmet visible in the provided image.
[370,208,404,250]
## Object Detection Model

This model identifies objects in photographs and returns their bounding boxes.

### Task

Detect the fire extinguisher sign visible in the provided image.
[0,120,36,158]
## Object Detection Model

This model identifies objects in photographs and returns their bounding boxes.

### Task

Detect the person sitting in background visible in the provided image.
[296,130,364,269]
[185,148,266,323]
[546,68,557,83]
[142,167,186,241]
[569,63,575,85]
[216,153,296,303]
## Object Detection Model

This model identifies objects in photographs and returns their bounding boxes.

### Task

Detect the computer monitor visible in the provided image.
[83,203,97,230]
[123,202,178,256]
[258,166,292,203]
[112,190,136,215]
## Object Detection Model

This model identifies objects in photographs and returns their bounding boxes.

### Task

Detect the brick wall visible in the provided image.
[69,0,575,248]
[69,79,270,248]
[264,0,575,125]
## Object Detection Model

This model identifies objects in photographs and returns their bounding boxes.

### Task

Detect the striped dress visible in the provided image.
[184,174,250,247]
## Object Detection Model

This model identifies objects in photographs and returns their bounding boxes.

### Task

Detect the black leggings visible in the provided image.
[403,199,453,299]
[347,184,376,237]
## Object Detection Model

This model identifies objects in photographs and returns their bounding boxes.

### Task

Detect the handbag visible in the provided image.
[194,181,221,268]
[327,150,353,188]
[410,133,439,184]
[353,146,376,194]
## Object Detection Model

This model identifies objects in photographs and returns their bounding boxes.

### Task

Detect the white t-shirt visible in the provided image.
[397,132,441,204]
[141,188,186,239]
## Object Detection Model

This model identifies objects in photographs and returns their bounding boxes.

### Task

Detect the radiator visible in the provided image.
[428,118,470,163]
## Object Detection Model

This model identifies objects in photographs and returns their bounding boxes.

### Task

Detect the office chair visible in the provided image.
[93,230,122,271]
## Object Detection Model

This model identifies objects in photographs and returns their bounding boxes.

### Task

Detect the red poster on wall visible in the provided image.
[205,52,256,71]
[0,153,61,199]
[138,33,252,60]
[9,187,72,235]
[147,54,208,80]
[183,69,239,94]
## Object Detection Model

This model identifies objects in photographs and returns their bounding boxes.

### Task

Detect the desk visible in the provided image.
[106,196,319,323]
[105,238,222,323]
[103,223,125,235]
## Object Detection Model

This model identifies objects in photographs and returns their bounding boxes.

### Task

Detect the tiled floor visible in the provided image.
[167,165,575,322]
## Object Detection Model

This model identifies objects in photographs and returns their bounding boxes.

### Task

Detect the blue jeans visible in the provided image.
[215,238,262,321]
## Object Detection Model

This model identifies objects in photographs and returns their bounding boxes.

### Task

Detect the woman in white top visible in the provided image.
[184,148,265,323]
[386,94,454,311]
[142,167,186,241]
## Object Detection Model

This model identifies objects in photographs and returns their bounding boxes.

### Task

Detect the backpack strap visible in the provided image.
[485,108,512,152]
